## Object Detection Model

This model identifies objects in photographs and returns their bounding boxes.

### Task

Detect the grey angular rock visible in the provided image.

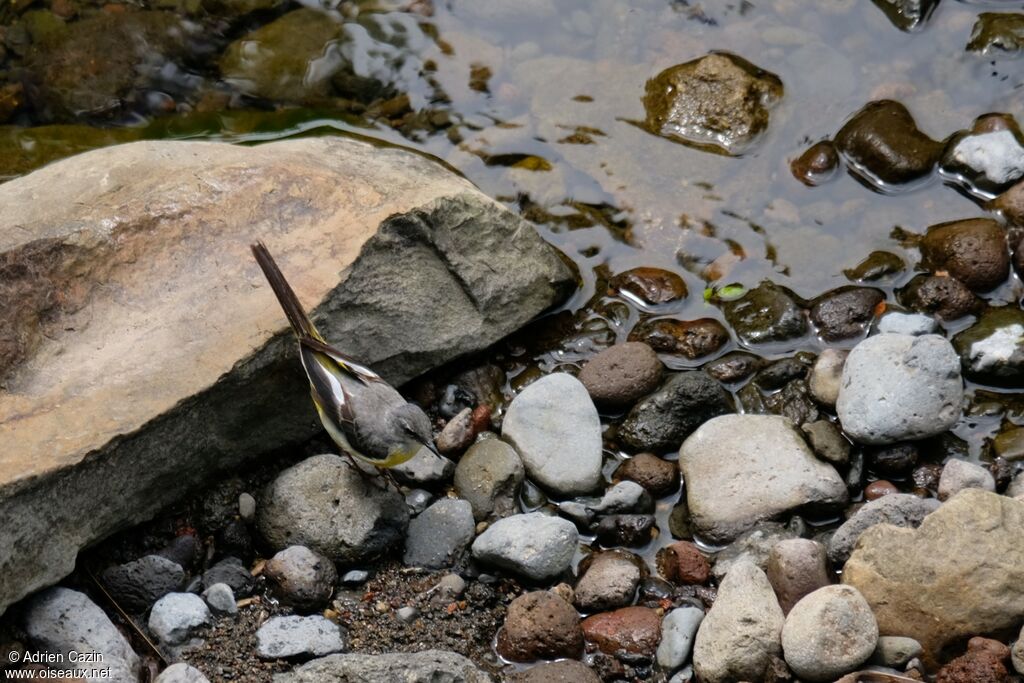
[657,606,704,671]
[148,593,212,646]
[258,454,409,565]
[156,663,211,683]
[264,546,337,612]
[0,137,572,616]
[101,554,185,612]
[837,334,963,445]
[588,481,654,515]
[453,438,525,521]
[391,446,456,486]
[781,585,878,682]
[23,587,141,683]
[276,650,492,682]
[871,636,923,668]
[256,615,347,659]
[574,551,642,612]
[471,512,578,581]
[502,374,604,496]
[403,498,476,569]
[827,493,940,564]
[938,458,996,500]
[679,415,847,543]
[202,557,254,597]
[618,371,732,452]
[692,561,784,683]
[201,583,237,617]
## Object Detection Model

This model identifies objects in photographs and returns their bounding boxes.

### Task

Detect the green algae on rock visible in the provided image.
[640,52,783,156]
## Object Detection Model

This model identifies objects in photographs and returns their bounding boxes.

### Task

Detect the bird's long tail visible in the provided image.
[250,241,323,341]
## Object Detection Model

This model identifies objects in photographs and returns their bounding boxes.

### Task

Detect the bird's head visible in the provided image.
[393,403,438,455]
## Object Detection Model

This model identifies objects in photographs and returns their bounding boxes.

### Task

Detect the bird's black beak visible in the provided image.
[419,435,442,457]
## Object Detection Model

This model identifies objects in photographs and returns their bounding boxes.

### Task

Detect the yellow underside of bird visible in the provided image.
[315,401,421,468]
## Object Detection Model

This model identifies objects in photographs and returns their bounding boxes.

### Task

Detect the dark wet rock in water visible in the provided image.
[255,615,347,660]
[801,420,850,466]
[578,342,664,409]
[264,546,337,612]
[278,650,491,683]
[844,250,906,282]
[403,498,476,569]
[843,490,1024,667]
[507,659,601,683]
[582,606,662,658]
[574,550,643,612]
[617,371,732,452]
[594,514,657,547]
[613,453,679,497]
[940,114,1024,198]
[827,493,940,564]
[920,218,1010,291]
[835,100,943,188]
[967,13,1024,56]
[870,0,941,32]
[952,307,1024,386]
[453,438,525,521]
[679,415,847,543]
[258,454,409,565]
[762,379,819,427]
[641,52,783,156]
[791,140,840,186]
[628,317,730,360]
[703,351,763,383]
[809,286,885,341]
[993,426,1024,461]
[25,11,192,121]
[990,179,1024,228]
[754,357,811,391]
[722,281,808,345]
[497,591,584,662]
[24,587,141,682]
[868,443,919,476]
[899,274,981,321]
[609,267,688,304]
[101,554,186,613]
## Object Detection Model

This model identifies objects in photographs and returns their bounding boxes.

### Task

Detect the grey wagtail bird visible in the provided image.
[251,241,436,481]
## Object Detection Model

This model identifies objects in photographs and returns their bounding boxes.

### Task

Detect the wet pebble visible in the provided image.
[991,179,1024,227]
[574,550,642,612]
[809,349,847,408]
[471,512,578,581]
[657,606,704,671]
[202,557,254,598]
[835,99,942,186]
[628,318,729,360]
[900,274,980,321]
[703,351,763,383]
[264,545,337,611]
[781,585,878,682]
[952,307,1024,386]
[613,453,679,497]
[497,591,583,661]
[837,334,963,444]
[502,373,604,496]
[594,514,656,547]
[993,426,1024,461]
[101,554,185,612]
[940,114,1024,197]
[340,569,369,586]
[581,606,662,658]
[578,342,663,409]
[809,286,884,341]
[876,310,938,336]
[920,218,1010,292]
[871,636,923,668]
[801,420,850,466]
[967,12,1024,56]
[201,583,236,617]
[827,493,940,564]
[938,459,996,500]
[618,371,731,452]
[869,443,918,476]
[453,438,525,521]
[403,498,475,569]
[589,481,654,515]
[864,479,899,500]
[148,592,212,646]
[722,280,807,345]
[791,140,839,186]
[767,538,831,615]
[657,541,710,585]
[435,408,476,455]
[255,615,347,660]
[609,267,688,304]
[844,250,906,282]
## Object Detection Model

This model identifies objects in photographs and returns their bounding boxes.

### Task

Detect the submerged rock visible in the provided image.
[952,307,1024,386]
[679,415,847,543]
[836,334,963,445]
[628,318,729,360]
[641,52,783,156]
[609,267,688,304]
[844,250,906,282]
[722,281,807,345]
[843,490,1024,665]
[835,100,943,188]
[940,115,1024,198]
[870,0,941,32]
[791,141,840,187]
[899,274,981,321]
[0,137,572,616]
[809,286,884,341]
[920,218,1010,292]
[618,371,732,452]
[967,13,1024,56]
[276,650,491,682]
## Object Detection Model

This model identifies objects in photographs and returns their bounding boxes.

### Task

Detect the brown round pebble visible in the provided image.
[766,538,831,615]
[609,267,688,304]
[574,551,644,613]
[864,480,899,501]
[656,541,710,585]
[497,591,584,662]
[920,218,1010,292]
[791,140,840,186]
[578,342,664,409]
[581,606,662,657]
[507,659,601,683]
[969,636,1012,661]
[628,318,729,359]
[613,453,679,497]
[900,274,981,321]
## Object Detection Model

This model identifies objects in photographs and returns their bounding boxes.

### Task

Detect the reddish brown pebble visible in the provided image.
[609,267,688,304]
[497,591,584,662]
[470,404,491,433]
[936,649,1010,683]
[627,318,729,359]
[581,606,662,657]
[656,541,710,585]
[969,636,1011,661]
[791,140,839,186]
[864,480,899,500]
[613,453,679,497]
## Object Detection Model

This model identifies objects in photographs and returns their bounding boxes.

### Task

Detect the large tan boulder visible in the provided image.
[0,137,573,615]
[843,489,1024,666]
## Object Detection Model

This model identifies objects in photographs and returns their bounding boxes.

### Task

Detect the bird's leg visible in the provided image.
[340,451,382,487]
